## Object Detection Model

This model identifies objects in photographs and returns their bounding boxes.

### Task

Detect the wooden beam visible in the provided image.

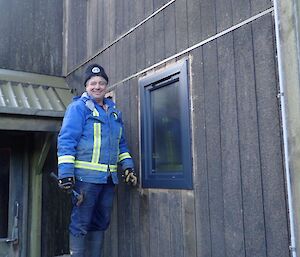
[28,133,54,257]
[0,116,62,132]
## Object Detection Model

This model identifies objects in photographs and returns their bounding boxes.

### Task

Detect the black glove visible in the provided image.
[58,177,75,192]
[122,168,137,186]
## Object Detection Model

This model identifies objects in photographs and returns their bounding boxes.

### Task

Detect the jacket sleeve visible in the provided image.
[57,101,86,179]
[117,116,134,171]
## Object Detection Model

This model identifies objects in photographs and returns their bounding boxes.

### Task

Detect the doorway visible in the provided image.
[0,133,28,257]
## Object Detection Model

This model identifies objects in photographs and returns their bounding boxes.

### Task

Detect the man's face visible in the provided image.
[86,76,108,103]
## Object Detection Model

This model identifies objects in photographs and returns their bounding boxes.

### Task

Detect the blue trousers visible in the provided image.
[69,179,115,236]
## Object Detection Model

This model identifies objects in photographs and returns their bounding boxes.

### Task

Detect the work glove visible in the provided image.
[58,177,75,193]
[122,168,137,186]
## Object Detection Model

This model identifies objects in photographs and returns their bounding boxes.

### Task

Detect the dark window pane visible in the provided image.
[150,82,183,173]
[141,60,192,189]
[0,149,10,238]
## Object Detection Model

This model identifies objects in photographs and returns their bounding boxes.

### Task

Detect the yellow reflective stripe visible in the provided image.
[119,152,131,162]
[92,123,101,163]
[74,160,117,172]
[58,155,75,164]
[93,108,99,116]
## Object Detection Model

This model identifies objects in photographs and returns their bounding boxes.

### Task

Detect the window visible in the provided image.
[140,60,192,189]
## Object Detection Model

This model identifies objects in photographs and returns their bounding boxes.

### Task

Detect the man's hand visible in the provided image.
[58,177,75,192]
[123,168,137,186]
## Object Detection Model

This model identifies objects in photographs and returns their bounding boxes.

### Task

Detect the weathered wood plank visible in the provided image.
[200,0,216,39]
[0,0,63,75]
[144,0,154,67]
[217,32,245,257]
[76,0,87,67]
[123,0,130,32]
[136,26,146,71]
[252,15,289,257]
[100,50,109,81]
[144,18,155,67]
[97,0,104,50]
[215,0,233,32]
[203,41,225,257]
[115,0,124,36]
[129,77,140,257]
[140,191,150,257]
[122,36,131,79]
[190,47,211,257]
[115,40,123,83]
[129,0,137,28]
[109,44,116,85]
[164,2,176,57]
[66,0,77,72]
[103,196,119,257]
[135,0,145,23]
[42,139,71,257]
[175,0,188,52]
[182,191,197,257]
[154,9,165,62]
[129,32,137,76]
[130,189,141,257]
[144,0,154,16]
[23,0,37,69]
[103,0,110,47]
[119,81,131,147]
[0,1,10,68]
[108,0,116,42]
[149,191,159,257]
[87,0,98,56]
[154,0,165,11]
[234,23,267,257]
[169,191,184,257]
[158,192,170,257]
[187,0,201,46]
[231,0,251,24]
[250,0,272,15]
[129,77,139,167]
[117,184,131,257]
[115,83,132,257]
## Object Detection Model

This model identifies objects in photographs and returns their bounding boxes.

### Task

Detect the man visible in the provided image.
[57,64,137,257]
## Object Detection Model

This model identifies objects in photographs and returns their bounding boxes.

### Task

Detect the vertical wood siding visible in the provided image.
[64,0,290,257]
[0,0,63,76]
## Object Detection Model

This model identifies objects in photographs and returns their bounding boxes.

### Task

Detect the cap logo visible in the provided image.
[92,67,101,73]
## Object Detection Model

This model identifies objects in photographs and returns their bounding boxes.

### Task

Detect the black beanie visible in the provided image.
[84,64,109,86]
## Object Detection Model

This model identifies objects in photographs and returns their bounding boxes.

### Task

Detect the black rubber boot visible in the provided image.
[85,231,104,257]
[69,233,86,257]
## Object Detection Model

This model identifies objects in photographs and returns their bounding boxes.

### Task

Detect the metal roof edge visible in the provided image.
[0,68,68,89]
[0,107,65,117]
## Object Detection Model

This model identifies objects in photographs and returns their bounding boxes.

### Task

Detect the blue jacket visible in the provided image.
[57,93,134,184]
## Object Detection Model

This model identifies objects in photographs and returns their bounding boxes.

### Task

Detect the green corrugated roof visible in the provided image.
[0,69,73,132]
[0,69,73,117]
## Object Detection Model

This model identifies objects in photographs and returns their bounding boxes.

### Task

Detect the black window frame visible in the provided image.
[140,60,193,189]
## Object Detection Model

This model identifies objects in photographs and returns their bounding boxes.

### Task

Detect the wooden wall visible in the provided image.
[41,135,71,257]
[0,0,63,76]
[64,0,290,257]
